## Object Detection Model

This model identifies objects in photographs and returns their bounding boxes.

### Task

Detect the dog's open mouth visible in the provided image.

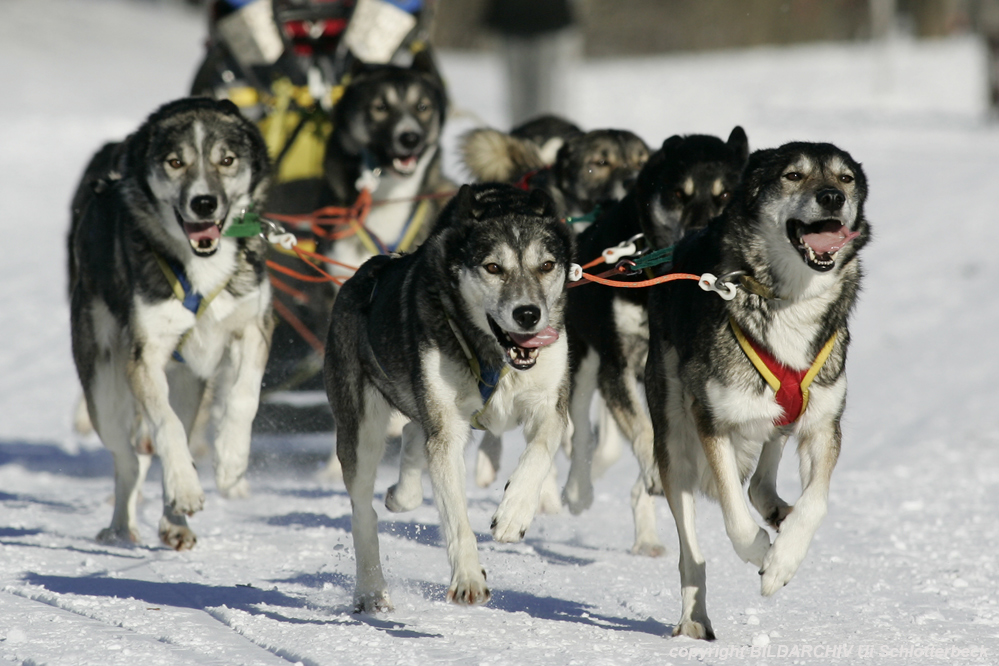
[391,155,419,176]
[487,316,559,370]
[176,210,224,257]
[786,219,861,272]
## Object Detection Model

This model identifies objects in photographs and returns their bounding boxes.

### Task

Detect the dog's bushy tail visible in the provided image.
[460,128,547,183]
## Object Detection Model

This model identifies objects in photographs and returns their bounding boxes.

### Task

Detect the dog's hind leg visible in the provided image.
[748,434,792,530]
[475,432,502,488]
[90,360,146,545]
[591,397,624,479]
[563,348,599,514]
[342,386,394,612]
[210,321,272,499]
[385,421,427,512]
[759,417,841,597]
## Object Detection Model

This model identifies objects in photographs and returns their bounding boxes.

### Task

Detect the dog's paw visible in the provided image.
[217,476,250,500]
[672,620,715,641]
[354,589,393,614]
[447,568,490,606]
[159,519,197,551]
[758,529,809,596]
[561,474,593,515]
[384,480,423,513]
[164,467,205,516]
[96,526,140,546]
[475,449,497,488]
[491,492,535,542]
[631,540,667,558]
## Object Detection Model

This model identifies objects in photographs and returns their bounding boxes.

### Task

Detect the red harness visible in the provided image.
[514,168,545,191]
[730,319,838,427]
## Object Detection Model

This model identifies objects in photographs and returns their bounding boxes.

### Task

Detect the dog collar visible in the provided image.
[153,251,230,363]
[446,316,509,431]
[729,318,837,427]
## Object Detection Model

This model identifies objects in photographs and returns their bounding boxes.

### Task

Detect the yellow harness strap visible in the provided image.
[730,318,837,423]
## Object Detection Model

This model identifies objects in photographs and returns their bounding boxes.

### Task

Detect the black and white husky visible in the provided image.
[564,129,748,556]
[69,97,273,550]
[324,184,573,612]
[645,142,870,639]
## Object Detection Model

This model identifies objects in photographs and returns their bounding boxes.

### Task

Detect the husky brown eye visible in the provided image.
[784,172,802,181]
[372,100,388,113]
[220,155,235,167]
[484,263,502,275]
[540,261,555,273]
[673,189,685,200]
[719,190,732,202]
[839,174,854,184]
[167,158,184,169]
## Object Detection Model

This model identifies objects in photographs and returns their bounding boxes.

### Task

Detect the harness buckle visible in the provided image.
[568,263,583,283]
[698,271,743,301]
[601,233,645,264]
[261,217,298,250]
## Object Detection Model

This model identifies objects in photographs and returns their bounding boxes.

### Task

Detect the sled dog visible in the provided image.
[461,123,649,221]
[69,97,273,550]
[322,51,454,271]
[324,184,572,611]
[644,142,870,639]
[564,128,748,556]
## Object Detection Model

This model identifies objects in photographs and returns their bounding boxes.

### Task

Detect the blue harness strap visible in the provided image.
[152,251,226,364]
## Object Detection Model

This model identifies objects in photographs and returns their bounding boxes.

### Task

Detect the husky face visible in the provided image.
[748,143,868,273]
[447,186,572,371]
[335,52,447,177]
[637,127,749,250]
[135,99,269,258]
[555,129,650,210]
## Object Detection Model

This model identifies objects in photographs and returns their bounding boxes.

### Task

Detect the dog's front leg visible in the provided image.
[492,404,566,542]
[212,320,272,498]
[697,414,770,567]
[127,347,205,521]
[748,433,793,530]
[759,418,840,596]
[425,421,490,605]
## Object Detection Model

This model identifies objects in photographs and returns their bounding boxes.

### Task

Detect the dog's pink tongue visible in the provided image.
[183,222,221,242]
[802,226,860,254]
[508,326,560,349]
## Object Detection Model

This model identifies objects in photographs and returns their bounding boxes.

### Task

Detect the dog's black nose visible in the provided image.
[513,305,541,330]
[190,195,218,218]
[398,132,421,151]
[816,188,845,212]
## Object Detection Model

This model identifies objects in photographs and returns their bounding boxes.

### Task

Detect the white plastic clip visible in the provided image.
[568,263,583,283]
[601,233,644,264]
[698,273,738,301]
[355,168,381,193]
[267,232,298,250]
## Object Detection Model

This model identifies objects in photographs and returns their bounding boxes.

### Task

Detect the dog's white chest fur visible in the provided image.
[329,148,436,270]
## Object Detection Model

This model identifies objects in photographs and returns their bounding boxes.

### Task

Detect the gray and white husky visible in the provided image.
[324,184,573,612]
[644,142,870,639]
[69,97,273,550]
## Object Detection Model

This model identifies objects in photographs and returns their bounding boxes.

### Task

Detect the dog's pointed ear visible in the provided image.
[216,98,241,117]
[528,188,558,219]
[727,126,749,165]
[741,147,776,203]
[453,183,478,220]
[660,135,684,153]
[411,48,441,80]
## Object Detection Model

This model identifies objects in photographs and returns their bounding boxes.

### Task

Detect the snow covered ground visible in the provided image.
[2,1,999,664]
